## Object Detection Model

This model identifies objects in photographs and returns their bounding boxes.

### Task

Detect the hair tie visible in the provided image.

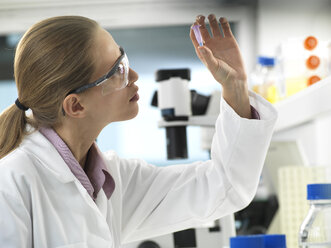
[15,98,29,111]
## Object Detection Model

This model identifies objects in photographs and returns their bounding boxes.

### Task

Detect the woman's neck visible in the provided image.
[53,123,100,168]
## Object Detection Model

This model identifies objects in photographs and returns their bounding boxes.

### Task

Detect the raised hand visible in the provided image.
[190,14,247,87]
[190,14,251,119]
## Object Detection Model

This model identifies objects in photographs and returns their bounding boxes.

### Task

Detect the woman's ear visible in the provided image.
[62,94,86,118]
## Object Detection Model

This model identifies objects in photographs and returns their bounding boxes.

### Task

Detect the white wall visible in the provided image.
[257,0,331,57]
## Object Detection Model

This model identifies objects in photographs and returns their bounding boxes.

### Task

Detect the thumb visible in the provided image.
[198,46,219,73]
[198,46,233,84]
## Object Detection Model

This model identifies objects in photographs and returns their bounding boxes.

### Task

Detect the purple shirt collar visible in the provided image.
[251,105,260,120]
[39,127,115,201]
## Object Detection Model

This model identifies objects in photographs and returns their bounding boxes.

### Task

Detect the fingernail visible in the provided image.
[197,15,205,21]
[208,14,216,20]
[220,17,227,23]
[191,22,198,29]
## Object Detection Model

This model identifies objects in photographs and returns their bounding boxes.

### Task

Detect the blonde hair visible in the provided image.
[0,16,99,159]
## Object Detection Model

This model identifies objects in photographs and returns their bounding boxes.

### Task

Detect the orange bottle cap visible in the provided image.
[307,75,321,86]
[304,36,318,50]
[306,55,320,70]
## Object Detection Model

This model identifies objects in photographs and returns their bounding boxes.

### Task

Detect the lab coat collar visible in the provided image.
[20,130,77,184]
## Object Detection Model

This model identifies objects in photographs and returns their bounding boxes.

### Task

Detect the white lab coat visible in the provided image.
[0,92,277,248]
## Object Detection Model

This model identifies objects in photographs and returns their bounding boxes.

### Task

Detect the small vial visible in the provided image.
[192,24,203,47]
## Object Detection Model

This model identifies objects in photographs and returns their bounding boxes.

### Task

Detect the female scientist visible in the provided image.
[0,14,277,247]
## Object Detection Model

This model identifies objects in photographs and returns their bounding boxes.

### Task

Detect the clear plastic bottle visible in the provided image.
[249,56,283,104]
[299,184,331,248]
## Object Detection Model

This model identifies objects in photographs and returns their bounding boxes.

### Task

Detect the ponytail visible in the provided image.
[0,105,29,159]
[0,16,98,160]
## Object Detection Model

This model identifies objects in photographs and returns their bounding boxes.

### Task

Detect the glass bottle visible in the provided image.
[249,56,282,104]
[299,184,331,248]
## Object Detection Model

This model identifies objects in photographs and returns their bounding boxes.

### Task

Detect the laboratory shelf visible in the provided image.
[274,76,331,133]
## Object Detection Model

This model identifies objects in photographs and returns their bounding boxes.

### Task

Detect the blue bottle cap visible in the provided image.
[230,234,286,248]
[264,235,286,248]
[230,235,264,248]
[307,184,331,200]
[258,56,275,66]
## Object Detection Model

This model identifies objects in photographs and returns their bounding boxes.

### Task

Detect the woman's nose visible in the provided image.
[128,68,139,86]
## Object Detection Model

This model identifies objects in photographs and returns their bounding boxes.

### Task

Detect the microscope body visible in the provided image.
[155,69,191,159]
[154,68,220,158]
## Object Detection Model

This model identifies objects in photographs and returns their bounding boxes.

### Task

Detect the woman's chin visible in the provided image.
[123,104,139,121]
[106,104,139,124]
[129,105,139,119]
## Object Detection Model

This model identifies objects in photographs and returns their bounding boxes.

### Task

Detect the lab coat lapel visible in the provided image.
[95,188,108,218]
[73,178,110,225]
[21,130,114,245]
[22,130,76,183]
[102,151,123,247]
[23,131,108,215]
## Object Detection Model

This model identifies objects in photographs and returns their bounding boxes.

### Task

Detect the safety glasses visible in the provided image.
[68,46,129,95]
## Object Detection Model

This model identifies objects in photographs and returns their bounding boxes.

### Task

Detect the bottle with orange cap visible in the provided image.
[277,36,329,98]
[304,36,322,87]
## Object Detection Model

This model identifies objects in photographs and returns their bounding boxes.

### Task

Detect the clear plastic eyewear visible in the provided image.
[68,47,129,95]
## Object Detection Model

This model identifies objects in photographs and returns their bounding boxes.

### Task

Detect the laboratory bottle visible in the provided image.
[299,183,331,248]
[249,56,283,103]
[230,234,286,248]
[304,36,322,87]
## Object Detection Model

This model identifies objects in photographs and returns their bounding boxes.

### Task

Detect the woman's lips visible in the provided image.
[130,93,139,102]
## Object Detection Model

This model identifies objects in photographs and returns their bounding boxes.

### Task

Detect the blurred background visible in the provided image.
[1,0,330,165]
[1,1,331,247]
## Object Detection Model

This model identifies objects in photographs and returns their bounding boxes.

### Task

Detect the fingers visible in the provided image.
[195,15,233,39]
[219,17,233,37]
[208,14,222,37]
